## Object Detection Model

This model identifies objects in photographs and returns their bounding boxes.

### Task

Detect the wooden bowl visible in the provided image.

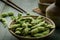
[8,16,55,40]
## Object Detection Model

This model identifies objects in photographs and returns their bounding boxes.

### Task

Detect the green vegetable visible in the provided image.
[33,33,44,37]
[30,27,45,34]
[8,12,14,16]
[18,13,22,19]
[42,29,50,35]
[31,21,45,29]
[33,29,50,37]
[16,28,22,31]
[22,28,30,35]
[9,24,20,29]
[10,16,17,20]
[1,13,8,18]
[15,31,21,34]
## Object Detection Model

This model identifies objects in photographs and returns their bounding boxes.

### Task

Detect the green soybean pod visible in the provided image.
[22,28,30,35]
[15,31,21,34]
[9,24,20,29]
[38,27,46,31]
[18,13,22,19]
[31,21,45,29]
[10,16,17,20]
[47,24,55,29]
[37,16,44,19]
[22,23,28,28]
[26,13,30,16]
[42,29,50,35]
[33,33,44,37]
[1,18,6,22]
[1,13,8,18]
[8,12,14,16]
[2,21,7,28]
[33,29,50,37]
[30,28,39,34]
[16,28,22,31]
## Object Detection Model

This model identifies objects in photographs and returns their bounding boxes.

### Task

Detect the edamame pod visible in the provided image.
[15,31,21,34]
[16,28,22,31]
[9,24,20,29]
[22,28,30,35]
[31,21,45,29]
[1,13,8,18]
[8,12,14,16]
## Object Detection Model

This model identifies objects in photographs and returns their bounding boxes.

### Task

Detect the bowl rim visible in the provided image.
[8,16,55,39]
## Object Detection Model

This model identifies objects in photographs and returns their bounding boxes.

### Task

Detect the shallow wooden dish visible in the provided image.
[8,16,55,40]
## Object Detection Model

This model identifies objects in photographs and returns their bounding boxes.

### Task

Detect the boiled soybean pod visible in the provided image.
[33,29,50,37]
[16,28,22,31]
[42,29,50,35]
[33,33,44,37]
[30,28,39,34]
[0,18,6,22]
[9,24,20,29]
[8,12,14,16]
[18,13,22,19]
[31,27,45,34]
[15,31,21,34]
[31,21,45,29]
[22,23,28,28]
[37,16,44,19]
[10,16,16,20]
[47,24,55,29]
[22,28,30,35]
[1,13,8,18]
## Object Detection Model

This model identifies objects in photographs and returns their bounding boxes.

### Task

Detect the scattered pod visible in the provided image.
[8,12,14,16]
[1,13,8,18]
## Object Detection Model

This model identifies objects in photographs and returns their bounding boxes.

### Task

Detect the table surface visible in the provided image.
[0,0,60,40]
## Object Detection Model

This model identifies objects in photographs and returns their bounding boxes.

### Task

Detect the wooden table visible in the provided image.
[0,0,60,40]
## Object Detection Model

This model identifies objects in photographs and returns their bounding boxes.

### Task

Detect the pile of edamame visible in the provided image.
[9,13,55,37]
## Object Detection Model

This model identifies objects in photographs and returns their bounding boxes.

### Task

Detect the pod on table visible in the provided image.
[0,13,8,18]
[8,12,14,16]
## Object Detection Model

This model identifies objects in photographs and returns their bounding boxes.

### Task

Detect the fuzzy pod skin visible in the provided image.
[30,27,45,35]
[1,13,8,18]
[18,13,22,19]
[8,12,14,16]
[15,31,21,34]
[31,21,45,29]
[16,28,22,31]
[9,24,20,29]
[0,18,6,22]
[22,28,30,35]
[33,29,50,37]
